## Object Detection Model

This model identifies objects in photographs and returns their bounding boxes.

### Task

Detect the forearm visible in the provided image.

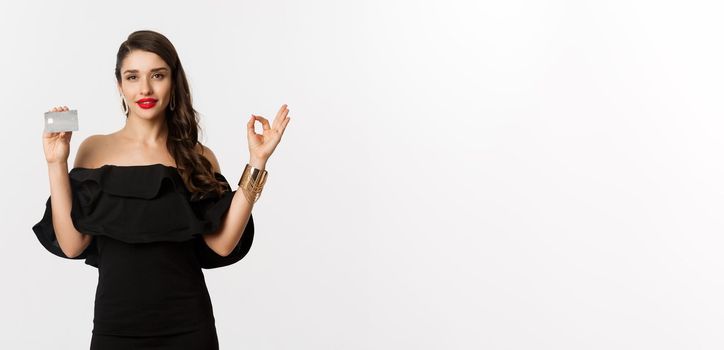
[203,158,266,256]
[47,162,92,258]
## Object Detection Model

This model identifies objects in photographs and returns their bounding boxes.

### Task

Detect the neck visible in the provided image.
[121,113,169,146]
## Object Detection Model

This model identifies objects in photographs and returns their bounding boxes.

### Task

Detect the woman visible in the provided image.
[32,30,290,349]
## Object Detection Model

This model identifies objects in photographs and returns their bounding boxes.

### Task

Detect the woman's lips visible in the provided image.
[137,100,157,109]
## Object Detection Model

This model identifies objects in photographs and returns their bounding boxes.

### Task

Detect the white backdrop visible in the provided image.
[1,0,723,349]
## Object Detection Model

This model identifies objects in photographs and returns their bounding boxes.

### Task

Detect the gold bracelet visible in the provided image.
[238,163,268,203]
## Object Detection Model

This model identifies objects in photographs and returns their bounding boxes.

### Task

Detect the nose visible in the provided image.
[140,76,153,96]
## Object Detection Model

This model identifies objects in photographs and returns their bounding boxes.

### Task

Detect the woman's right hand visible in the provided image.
[43,105,73,164]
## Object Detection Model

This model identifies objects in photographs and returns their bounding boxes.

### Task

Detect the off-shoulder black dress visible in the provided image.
[31,164,254,350]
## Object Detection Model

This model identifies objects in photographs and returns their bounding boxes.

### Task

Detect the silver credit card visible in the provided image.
[44,109,79,132]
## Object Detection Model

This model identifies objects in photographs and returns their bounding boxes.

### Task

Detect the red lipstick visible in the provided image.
[137,98,158,109]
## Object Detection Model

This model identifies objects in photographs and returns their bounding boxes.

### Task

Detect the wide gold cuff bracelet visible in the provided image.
[238,163,268,204]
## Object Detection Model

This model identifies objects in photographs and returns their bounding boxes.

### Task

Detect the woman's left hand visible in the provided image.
[247,104,290,164]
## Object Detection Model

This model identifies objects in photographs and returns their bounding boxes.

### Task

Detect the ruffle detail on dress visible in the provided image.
[32,164,254,268]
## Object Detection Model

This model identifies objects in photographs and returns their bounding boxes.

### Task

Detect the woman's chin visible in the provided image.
[131,109,165,120]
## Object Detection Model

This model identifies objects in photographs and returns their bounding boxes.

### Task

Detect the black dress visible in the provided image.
[31,163,255,349]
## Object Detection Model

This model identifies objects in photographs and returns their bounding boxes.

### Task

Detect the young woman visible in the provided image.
[32,30,290,349]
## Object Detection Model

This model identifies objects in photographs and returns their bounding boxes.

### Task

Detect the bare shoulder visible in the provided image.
[73,134,108,169]
[196,143,221,173]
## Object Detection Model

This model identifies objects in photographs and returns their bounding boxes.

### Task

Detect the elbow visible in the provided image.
[217,241,242,257]
[217,246,235,258]
[61,241,85,258]
[203,230,237,257]
[59,232,91,258]
[61,247,82,259]
[218,234,247,257]
[57,238,79,258]
[202,236,233,257]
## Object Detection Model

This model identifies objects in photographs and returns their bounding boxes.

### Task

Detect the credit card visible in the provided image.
[44,109,79,132]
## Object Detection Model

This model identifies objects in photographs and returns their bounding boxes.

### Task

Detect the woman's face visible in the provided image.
[117,50,173,119]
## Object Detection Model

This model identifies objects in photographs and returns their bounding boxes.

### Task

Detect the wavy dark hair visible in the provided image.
[114,30,227,200]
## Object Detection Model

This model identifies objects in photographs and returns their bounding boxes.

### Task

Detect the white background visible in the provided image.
[1,0,723,349]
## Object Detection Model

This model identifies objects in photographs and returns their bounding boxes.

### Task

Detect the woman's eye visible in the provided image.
[126,74,163,80]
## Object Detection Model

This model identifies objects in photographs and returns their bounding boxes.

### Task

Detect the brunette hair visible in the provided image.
[114,30,227,200]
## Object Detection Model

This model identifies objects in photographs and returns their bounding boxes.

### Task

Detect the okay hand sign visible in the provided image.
[247,104,291,162]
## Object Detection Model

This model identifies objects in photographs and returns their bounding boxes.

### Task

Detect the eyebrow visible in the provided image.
[123,67,169,74]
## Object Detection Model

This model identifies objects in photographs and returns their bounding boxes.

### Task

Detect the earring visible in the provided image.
[170,93,176,111]
[120,95,129,115]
